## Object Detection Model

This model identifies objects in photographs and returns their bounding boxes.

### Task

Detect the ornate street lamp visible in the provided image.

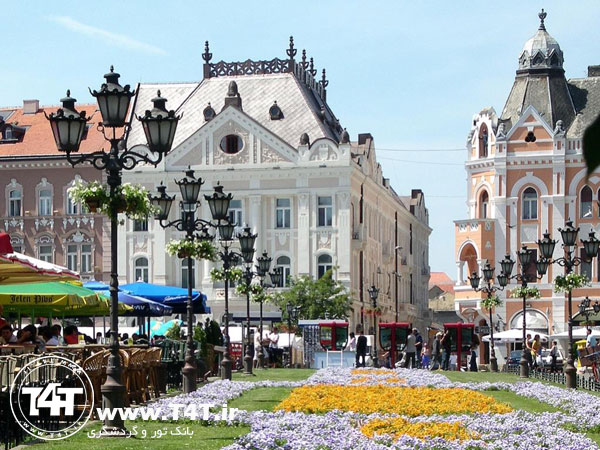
[47,68,181,434]
[468,263,508,372]
[578,296,600,329]
[536,222,600,389]
[499,245,547,378]
[254,261,277,369]
[150,170,223,393]
[238,228,258,375]
[368,285,380,368]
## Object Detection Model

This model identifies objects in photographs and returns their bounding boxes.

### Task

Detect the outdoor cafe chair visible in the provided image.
[82,350,106,409]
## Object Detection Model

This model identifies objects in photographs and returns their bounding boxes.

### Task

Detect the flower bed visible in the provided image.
[148,368,600,449]
[275,385,512,416]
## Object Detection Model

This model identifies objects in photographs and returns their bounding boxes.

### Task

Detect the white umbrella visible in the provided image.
[482,329,549,343]
[551,327,600,340]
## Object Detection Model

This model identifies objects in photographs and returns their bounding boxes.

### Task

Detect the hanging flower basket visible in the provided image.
[554,273,590,293]
[84,198,100,213]
[166,239,217,261]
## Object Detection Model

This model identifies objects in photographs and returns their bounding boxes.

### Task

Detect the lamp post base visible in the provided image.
[243,345,253,375]
[519,356,529,378]
[221,353,232,380]
[490,355,498,373]
[182,361,197,393]
[257,350,265,369]
[565,358,577,389]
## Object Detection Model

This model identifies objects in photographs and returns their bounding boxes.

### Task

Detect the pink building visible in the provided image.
[454,11,600,363]
[0,99,109,281]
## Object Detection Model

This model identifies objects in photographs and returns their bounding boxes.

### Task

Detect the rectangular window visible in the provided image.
[228,200,243,227]
[67,195,79,215]
[317,196,332,227]
[39,245,53,263]
[66,244,78,271]
[276,198,291,228]
[581,248,592,281]
[181,259,195,289]
[133,219,148,232]
[9,190,21,217]
[81,244,92,273]
[39,189,52,216]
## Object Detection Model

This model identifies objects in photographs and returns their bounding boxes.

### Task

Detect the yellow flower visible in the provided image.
[361,417,479,442]
[275,385,512,416]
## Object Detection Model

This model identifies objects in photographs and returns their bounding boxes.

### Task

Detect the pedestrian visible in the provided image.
[431,332,442,370]
[449,352,457,371]
[0,324,17,344]
[0,305,7,330]
[525,333,533,370]
[269,327,280,368]
[356,326,367,367]
[441,330,451,370]
[405,328,417,368]
[586,328,597,348]
[415,329,423,368]
[549,340,559,372]
[421,344,431,369]
[531,334,542,370]
[63,325,79,345]
[346,332,357,351]
[469,345,478,372]
[253,329,262,369]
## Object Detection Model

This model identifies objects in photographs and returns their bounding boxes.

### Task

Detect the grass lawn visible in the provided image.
[29,421,249,449]
[482,389,559,413]
[229,386,293,411]
[231,368,315,382]
[442,370,522,384]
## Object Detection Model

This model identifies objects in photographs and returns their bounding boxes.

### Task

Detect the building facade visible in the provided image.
[0,100,109,281]
[120,39,431,332]
[453,11,600,361]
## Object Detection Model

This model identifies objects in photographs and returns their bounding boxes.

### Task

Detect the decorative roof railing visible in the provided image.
[202,37,328,102]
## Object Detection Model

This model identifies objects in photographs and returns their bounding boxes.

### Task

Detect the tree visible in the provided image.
[270,269,353,320]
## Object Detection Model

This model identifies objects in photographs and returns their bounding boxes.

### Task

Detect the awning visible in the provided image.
[551,327,600,340]
[83,281,173,317]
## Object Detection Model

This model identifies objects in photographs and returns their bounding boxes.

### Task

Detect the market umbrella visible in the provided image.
[482,329,549,343]
[120,281,210,314]
[149,319,182,338]
[61,294,133,317]
[83,281,173,317]
[0,233,79,284]
[0,281,103,316]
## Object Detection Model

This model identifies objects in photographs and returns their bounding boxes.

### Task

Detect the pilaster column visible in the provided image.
[297,192,310,275]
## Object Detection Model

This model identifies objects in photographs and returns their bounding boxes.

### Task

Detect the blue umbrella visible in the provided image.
[120,281,210,314]
[83,281,173,317]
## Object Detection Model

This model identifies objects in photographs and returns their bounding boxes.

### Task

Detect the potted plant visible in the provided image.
[67,180,109,213]
[554,273,590,293]
[165,239,217,260]
[120,183,157,220]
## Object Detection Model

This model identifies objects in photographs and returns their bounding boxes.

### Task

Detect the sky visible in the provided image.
[1,1,599,277]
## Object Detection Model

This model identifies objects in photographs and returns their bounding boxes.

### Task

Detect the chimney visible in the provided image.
[588,65,600,77]
[23,99,39,114]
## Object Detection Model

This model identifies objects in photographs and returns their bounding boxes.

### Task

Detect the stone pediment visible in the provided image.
[167,105,298,170]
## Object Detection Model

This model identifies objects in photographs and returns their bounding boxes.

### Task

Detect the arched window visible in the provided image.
[276,256,291,287]
[522,187,538,220]
[8,189,21,217]
[478,124,488,158]
[479,190,489,219]
[317,254,333,279]
[581,186,593,218]
[134,257,149,283]
[39,189,52,216]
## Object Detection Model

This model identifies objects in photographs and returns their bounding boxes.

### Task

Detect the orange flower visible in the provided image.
[361,417,479,442]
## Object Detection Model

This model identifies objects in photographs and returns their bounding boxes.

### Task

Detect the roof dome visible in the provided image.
[518,9,563,72]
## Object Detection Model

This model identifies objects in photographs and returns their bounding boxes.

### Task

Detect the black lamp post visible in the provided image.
[213,222,257,380]
[150,170,224,393]
[237,232,259,376]
[46,68,180,433]
[468,263,508,372]
[368,285,379,367]
[536,221,600,389]
[499,245,548,378]
[261,266,281,368]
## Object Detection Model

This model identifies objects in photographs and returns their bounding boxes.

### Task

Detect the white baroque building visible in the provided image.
[119,39,431,332]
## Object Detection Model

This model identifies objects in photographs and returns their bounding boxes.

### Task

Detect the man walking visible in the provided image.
[415,329,423,368]
[441,330,451,370]
[405,328,417,368]
[431,332,442,370]
[356,326,367,367]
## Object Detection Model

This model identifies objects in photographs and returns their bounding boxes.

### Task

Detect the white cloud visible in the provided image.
[50,16,167,56]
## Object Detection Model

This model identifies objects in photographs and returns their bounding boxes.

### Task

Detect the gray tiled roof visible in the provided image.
[568,77,600,138]
[129,73,339,150]
[128,82,198,146]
